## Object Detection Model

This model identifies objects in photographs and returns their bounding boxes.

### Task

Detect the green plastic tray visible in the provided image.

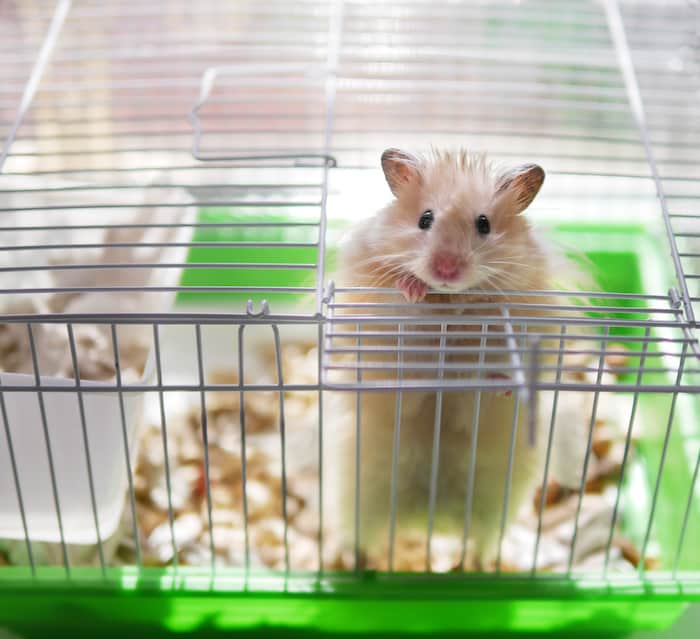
[1,214,698,638]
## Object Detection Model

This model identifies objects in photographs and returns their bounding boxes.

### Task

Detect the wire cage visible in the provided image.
[0,0,699,636]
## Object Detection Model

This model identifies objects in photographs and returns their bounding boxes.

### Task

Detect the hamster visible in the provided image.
[327,148,566,570]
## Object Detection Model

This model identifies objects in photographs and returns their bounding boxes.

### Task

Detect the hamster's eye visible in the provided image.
[418,210,434,230]
[476,214,490,235]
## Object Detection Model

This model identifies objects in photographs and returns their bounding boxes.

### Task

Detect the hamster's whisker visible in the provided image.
[479,264,542,296]
[486,269,540,291]
[486,261,537,272]
[480,278,507,297]
[370,264,411,288]
[477,268,509,296]
[477,250,533,265]
[354,252,420,270]
[362,261,411,280]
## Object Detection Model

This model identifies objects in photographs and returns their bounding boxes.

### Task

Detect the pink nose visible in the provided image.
[431,253,462,281]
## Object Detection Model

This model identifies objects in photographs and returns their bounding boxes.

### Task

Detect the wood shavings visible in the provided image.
[0,298,148,382]
[605,343,632,370]
[0,336,654,574]
[112,341,325,571]
[115,337,654,574]
[146,513,203,564]
[533,480,564,510]
[135,503,167,537]
[206,369,241,412]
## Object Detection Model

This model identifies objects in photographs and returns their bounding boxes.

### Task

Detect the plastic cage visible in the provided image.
[0,0,699,637]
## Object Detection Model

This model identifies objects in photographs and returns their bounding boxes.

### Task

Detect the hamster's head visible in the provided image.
[379,148,546,294]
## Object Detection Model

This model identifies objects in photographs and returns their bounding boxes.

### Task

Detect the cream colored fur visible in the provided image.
[326,149,573,569]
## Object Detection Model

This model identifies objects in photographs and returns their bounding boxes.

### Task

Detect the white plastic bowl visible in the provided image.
[0,179,195,545]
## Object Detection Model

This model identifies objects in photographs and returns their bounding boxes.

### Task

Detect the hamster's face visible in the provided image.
[380,149,545,293]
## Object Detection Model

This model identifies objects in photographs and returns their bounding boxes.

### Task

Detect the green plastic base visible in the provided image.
[0,569,698,637]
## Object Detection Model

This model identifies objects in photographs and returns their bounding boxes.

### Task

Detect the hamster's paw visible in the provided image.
[486,372,512,397]
[397,273,428,303]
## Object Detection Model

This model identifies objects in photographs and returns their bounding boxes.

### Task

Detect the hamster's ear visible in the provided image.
[495,164,545,214]
[381,148,421,196]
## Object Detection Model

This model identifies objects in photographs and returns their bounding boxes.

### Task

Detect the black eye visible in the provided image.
[418,210,434,230]
[476,214,490,235]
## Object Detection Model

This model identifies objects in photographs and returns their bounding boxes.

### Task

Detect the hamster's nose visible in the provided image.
[431,253,463,281]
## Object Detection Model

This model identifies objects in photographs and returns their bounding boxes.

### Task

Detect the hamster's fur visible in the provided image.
[326,148,571,569]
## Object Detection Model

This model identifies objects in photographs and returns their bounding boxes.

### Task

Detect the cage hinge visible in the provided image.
[668,287,682,310]
[321,280,336,306]
[246,300,270,318]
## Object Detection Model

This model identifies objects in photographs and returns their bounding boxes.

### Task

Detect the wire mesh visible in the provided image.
[0,0,697,607]
[616,0,700,324]
[322,288,699,392]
